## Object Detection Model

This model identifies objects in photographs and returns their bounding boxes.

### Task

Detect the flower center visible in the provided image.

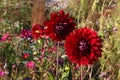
[55,22,68,34]
[79,41,90,54]
[35,30,40,33]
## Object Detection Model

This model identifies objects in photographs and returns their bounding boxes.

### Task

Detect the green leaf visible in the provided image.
[61,71,69,79]
[48,72,54,80]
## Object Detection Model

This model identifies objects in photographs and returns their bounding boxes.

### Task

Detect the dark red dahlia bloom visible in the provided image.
[32,24,43,39]
[44,10,76,41]
[64,27,102,65]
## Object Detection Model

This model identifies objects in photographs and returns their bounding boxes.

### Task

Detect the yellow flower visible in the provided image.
[33,52,37,55]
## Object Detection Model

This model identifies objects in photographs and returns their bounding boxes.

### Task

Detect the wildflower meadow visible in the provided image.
[0,0,120,80]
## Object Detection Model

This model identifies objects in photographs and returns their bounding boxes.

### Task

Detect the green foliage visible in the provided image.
[0,0,31,34]
[0,0,120,80]
[48,72,54,80]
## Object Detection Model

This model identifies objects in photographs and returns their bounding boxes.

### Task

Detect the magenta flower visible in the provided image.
[0,70,5,77]
[20,29,32,39]
[0,32,10,42]
[26,61,35,69]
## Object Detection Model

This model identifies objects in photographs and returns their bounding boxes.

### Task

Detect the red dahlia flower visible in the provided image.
[44,10,76,41]
[32,24,43,39]
[64,27,102,65]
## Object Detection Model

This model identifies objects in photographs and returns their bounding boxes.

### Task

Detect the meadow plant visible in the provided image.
[0,0,120,80]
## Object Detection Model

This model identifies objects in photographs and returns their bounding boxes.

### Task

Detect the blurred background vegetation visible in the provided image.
[0,0,120,80]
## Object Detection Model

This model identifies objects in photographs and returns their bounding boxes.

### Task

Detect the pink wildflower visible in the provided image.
[0,70,5,77]
[0,32,9,42]
[26,61,35,69]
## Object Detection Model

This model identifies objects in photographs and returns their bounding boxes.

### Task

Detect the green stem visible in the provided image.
[56,42,59,79]
[77,0,84,28]
[83,66,91,79]
[89,65,93,80]
[80,66,83,80]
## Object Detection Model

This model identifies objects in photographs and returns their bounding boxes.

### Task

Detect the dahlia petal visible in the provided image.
[92,46,99,51]
[95,50,102,57]
[68,18,74,22]
[50,13,57,20]
[59,10,64,17]
[64,13,69,19]
[92,43,102,47]
[55,16,61,23]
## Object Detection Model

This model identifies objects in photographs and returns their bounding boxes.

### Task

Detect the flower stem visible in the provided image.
[83,66,91,79]
[89,65,93,80]
[80,66,83,80]
[56,42,59,79]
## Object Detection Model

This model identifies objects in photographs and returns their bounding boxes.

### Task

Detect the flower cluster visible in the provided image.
[3,10,102,66]
[43,10,102,66]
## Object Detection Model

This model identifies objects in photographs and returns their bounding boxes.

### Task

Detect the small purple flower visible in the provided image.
[54,58,64,65]
[24,77,31,80]
[20,29,32,39]
[0,70,5,77]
